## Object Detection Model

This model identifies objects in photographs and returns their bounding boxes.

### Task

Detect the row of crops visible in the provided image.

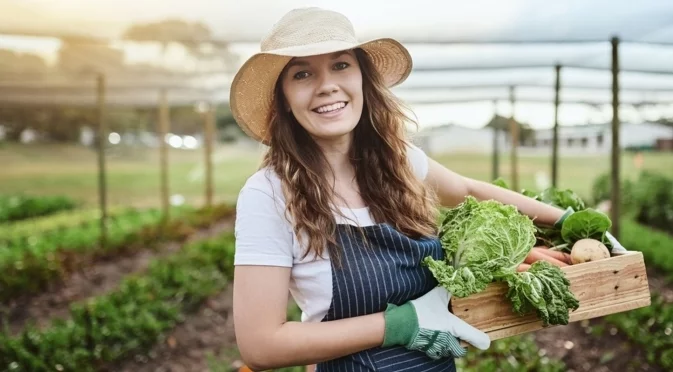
[1,179,672,371]
[1,226,237,371]
[0,192,240,370]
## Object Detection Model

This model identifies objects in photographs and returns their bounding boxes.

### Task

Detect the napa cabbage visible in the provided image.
[424,196,580,326]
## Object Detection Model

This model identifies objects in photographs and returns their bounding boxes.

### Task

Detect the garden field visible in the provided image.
[2,142,671,208]
[2,142,672,371]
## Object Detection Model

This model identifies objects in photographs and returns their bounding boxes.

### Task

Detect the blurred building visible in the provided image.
[415,118,673,155]
[413,115,533,155]
[533,122,673,153]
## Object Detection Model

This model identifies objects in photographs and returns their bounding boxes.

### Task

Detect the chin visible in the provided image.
[316,123,357,139]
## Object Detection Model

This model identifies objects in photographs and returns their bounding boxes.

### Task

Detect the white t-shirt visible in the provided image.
[233,143,430,323]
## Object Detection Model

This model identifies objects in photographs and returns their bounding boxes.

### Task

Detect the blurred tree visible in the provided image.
[0,49,49,76]
[57,37,124,77]
[122,19,211,55]
[485,114,536,146]
[655,117,673,128]
[0,107,32,141]
[121,19,240,71]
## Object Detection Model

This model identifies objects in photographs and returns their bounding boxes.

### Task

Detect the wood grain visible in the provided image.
[451,252,651,346]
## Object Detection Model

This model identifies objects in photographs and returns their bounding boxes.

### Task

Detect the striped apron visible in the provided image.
[316,223,457,371]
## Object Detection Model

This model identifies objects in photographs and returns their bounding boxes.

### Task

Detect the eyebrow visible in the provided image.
[286,51,352,69]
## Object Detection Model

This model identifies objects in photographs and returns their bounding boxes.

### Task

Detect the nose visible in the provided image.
[316,71,339,96]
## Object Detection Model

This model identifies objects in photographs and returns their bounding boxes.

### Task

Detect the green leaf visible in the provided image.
[561,208,611,244]
[423,257,495,298]
[505,261,579,326]
[492,178,510,190]
[539,187,586,211]
[521,189,540,200]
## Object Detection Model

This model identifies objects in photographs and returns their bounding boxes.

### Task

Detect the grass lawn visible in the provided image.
[2,142,672,209]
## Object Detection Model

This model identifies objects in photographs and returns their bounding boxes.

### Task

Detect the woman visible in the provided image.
[232,7,582,372]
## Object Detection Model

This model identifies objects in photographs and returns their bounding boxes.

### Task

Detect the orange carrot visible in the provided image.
[533,247,573,265]
[517,263,531,272]
[524,248,569,267]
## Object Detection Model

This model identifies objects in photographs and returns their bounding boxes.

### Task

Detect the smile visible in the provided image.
[312,101,348,114]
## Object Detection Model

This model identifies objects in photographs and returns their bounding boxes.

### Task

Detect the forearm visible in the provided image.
[246,312,385,371]
[466,178,565,226]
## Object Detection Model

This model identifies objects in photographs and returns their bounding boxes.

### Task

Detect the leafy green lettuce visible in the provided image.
[424,196,580,326]
[506,261,579,325]
[491,179,613,253]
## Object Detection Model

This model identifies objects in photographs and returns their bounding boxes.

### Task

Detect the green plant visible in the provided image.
[590,171,673,234]
[0,203,235,303]
[457,334,566,372]
[0,231,237,371]
[0,206,128,242]
[424,196,579,326]
[590,172,636,209]
[632,171,673,234]
[605,294,673,370]
[620,218,673,278]
[0,194,78,223]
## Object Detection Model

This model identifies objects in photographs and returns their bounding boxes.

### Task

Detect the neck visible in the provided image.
[315,133,354,180]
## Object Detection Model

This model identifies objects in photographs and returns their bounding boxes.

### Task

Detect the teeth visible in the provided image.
[316,102,346,113]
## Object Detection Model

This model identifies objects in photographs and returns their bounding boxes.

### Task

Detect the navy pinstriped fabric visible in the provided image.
[316,223,456,372]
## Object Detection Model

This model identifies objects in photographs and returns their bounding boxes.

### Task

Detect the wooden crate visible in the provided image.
[450,251,652,343]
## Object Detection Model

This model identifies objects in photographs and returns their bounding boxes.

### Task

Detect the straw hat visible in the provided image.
[229,7,413,144]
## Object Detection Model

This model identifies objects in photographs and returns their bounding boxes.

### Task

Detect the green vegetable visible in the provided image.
[505,261,579,325]
[491,180,613,253]
[424,196,579,326]
[537,187,586,212]
[561,209,611,243]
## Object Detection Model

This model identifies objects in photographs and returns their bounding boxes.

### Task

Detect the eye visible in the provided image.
[293,70,310,80]
[334,61,350,70]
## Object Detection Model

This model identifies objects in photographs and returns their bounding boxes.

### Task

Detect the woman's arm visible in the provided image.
[424,158,565,226]
[233,265,385,371]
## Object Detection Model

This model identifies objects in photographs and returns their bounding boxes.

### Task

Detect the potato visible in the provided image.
[570,238,610,264]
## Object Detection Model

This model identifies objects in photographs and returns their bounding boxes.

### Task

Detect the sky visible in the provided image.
[1,0,673,129]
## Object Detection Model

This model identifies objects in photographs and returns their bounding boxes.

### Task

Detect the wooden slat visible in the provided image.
[451,252,651,345]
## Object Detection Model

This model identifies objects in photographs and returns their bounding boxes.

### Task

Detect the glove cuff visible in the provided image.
[382,302,418,348]
[554,207,574,229]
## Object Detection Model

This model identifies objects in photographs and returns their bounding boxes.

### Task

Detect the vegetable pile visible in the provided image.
[424,181,617,327]
[520,183,614,255]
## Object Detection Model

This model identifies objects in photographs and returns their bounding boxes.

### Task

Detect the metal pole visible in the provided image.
[491,100,500,181]
[204,104,216,208]
[610,37,621,239]
[552,64,561,188]
[158,89,170,224]
[509,86,519,191]
[96,73,108,248]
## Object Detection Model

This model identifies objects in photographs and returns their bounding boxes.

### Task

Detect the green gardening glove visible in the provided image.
[553,207,575,229]
[382,287,491,359]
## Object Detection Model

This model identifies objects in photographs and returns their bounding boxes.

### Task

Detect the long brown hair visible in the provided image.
[261,48,439,264]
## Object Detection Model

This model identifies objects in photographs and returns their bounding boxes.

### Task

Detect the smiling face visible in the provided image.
[280,50,364,146]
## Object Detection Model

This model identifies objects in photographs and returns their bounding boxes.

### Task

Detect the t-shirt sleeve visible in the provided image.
[234,185,294,267]
[406,142,430,181]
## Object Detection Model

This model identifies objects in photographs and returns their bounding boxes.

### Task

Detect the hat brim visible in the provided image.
[229,38,412,145]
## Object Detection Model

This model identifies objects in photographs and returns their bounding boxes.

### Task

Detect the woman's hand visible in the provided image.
[382,286,491,359]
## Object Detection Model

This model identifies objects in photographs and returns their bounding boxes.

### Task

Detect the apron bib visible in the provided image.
[316,223,456,372]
